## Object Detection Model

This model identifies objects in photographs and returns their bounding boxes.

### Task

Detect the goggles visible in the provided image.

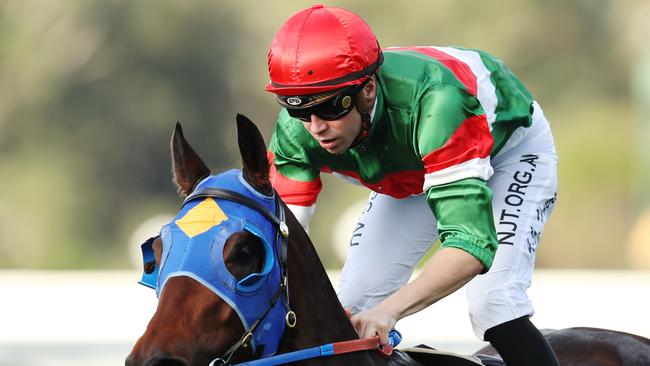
[276,78,370,122]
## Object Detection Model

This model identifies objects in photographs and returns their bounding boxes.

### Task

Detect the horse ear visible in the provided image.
[236,114,272,196]
[171,122,210,198]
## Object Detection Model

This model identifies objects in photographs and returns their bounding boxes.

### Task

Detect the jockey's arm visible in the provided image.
[383,245,482,317]
[286,204,316,234]
[351,246,483,344]
[352,178,496,343]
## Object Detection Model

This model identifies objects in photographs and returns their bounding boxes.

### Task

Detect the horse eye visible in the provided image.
[144,261,156,274]
[152,237,163,265]
[223,232,265,281]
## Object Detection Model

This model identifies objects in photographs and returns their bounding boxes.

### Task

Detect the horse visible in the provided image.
[126,114,650,366]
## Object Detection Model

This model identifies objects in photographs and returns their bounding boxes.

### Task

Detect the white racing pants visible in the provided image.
[337,102,558,339]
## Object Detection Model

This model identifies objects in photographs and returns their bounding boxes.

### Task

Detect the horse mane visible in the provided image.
[278,201,387,365]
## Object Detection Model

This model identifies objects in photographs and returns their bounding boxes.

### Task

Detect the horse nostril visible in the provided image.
[144,355,189,366]
[125,354,139,366]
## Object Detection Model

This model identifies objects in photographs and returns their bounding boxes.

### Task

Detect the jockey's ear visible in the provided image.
[170,121,210,198]
[236,113,273,196]
[357,76,377,114]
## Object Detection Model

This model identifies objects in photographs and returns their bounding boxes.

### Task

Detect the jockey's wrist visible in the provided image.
[377,291,411,321]
[380,247,482,320]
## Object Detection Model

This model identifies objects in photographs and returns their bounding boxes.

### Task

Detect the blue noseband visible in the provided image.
[139,169,290,359]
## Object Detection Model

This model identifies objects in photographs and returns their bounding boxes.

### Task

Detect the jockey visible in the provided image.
[266,5,559,366]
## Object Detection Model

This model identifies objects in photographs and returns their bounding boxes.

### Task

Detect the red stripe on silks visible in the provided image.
[268,151,322,206]
[321,165,425,198]
[387,47,477,96]
[421,114,493,173]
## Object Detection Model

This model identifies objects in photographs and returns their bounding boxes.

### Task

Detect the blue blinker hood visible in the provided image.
[139,169,289,358]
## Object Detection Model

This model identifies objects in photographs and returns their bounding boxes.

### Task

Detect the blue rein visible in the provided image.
[216,331,402,366]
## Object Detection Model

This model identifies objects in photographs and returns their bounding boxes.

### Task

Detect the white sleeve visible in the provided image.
[286,204,316,234]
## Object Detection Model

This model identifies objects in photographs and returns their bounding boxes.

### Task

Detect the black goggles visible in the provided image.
[276,79,369,122]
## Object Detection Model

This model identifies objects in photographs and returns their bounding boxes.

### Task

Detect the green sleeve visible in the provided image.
[426,178,498,272]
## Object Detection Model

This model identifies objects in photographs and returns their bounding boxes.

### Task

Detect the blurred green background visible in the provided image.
[1,0,649,270]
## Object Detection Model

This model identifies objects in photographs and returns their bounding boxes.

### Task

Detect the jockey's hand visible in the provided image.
[349,304,397,345]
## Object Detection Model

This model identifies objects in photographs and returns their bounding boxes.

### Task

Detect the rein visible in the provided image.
[220,334,399,366]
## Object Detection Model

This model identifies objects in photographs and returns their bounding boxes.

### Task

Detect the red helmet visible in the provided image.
[266,4,383,96]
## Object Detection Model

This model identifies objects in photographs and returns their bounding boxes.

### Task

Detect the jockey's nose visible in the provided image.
[309,114,328,134]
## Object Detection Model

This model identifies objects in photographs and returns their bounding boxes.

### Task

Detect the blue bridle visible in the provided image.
[139,169,292,362]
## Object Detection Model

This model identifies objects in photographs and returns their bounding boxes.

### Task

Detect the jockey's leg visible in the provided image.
[337,192,437,314]
[466,102,559,365]
[484,316,559,366]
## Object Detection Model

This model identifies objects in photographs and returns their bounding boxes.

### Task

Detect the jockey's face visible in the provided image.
[301,79,376,154]
[302,107,362,154]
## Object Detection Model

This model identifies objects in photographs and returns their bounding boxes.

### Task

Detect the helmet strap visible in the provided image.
[350,106,371,148]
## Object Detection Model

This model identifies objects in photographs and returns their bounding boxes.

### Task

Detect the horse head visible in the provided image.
[126,114,295,366]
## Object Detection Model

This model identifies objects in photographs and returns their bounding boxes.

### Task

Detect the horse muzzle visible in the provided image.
[126,353,189,366]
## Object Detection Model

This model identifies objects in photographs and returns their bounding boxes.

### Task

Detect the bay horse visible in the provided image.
[126,114,650,366]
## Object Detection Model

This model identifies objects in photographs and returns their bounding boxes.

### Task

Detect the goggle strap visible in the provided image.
[278,76,371,111]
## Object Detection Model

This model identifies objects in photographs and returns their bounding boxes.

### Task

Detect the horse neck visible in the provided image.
[278,209,386,365]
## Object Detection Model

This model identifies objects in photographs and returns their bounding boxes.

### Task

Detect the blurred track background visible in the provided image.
[1,1,650,364]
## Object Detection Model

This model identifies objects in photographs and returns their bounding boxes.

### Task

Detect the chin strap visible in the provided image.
[350,108,372,148]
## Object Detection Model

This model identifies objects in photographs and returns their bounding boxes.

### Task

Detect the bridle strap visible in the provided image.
[274,193,290,310]
[212,282,287,366]
[183,188,282,228]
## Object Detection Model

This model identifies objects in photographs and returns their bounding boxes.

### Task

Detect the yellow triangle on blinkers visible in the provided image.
[175,197,228,238]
